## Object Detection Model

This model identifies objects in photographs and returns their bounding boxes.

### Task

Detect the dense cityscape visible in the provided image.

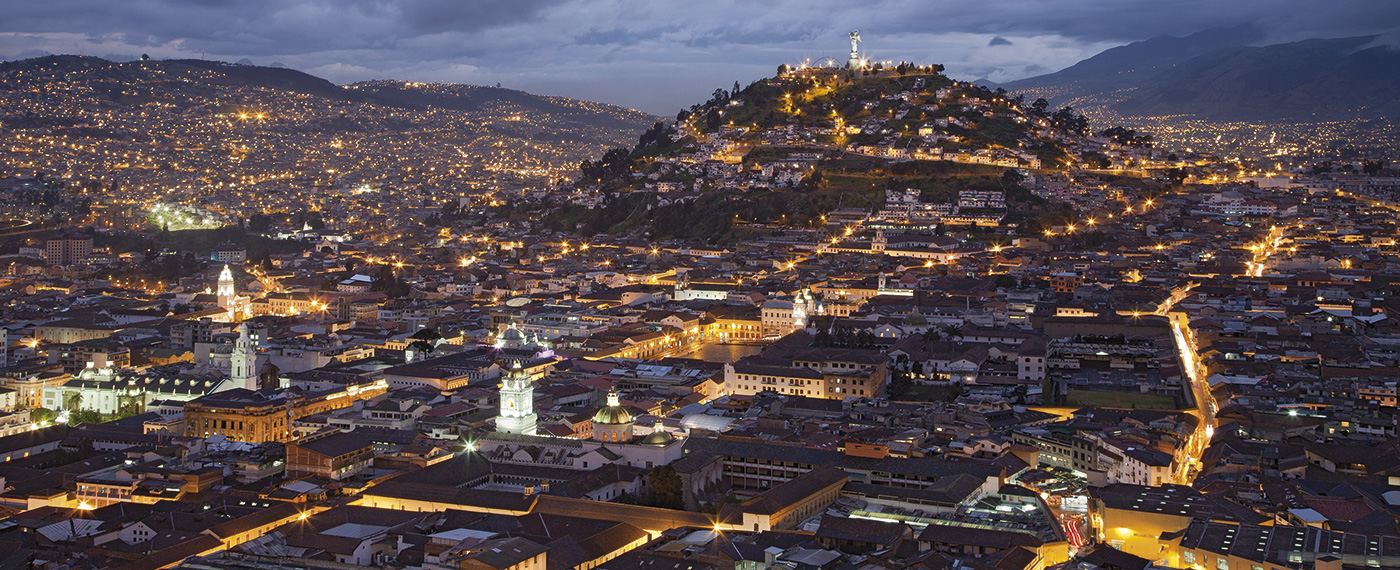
[0,21,1399,570]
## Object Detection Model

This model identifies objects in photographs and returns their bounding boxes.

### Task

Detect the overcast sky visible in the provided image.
[1,0,1396,115]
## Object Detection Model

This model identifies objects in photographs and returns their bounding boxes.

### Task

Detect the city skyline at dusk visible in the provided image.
[0,3,1397,570]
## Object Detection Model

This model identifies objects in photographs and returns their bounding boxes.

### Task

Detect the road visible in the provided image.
[1152,281,1214,484]
[1169,313,1215,484]
[0,218,44,237]
[1338,189,1400,213]
[1159,283,1214,483]
[1245,224,1287,277]
[1161,223,1294,481]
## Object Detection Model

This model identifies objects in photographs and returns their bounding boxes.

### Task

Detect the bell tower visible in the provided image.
[217,265,235,307]
[230,323,257,391]
[496,362,537,435]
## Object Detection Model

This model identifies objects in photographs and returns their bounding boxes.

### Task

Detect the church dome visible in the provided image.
[592,390,633,426]
[642,420,674,445]
[500,326,526,342]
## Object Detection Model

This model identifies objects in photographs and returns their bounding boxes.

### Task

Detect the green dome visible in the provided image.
[642,429,674,445]
[593,405,633,425]
[593,390,633,425]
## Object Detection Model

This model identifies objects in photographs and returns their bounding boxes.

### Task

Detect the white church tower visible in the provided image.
[228,323,258,391]
[793,290,815,330]
[217,264,235,307]
[496,362,537,435]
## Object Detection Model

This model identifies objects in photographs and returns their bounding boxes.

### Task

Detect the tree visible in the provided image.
[1098,126,1153,148]
[1166,168,1189,186]
[1081,152,1112,170]
[69,409,106,425]
[777,64,790,75]
[1028,98,1049,117]
[941,324,963,340]
[1001,169,1025,187]
[921,330,942,344]
[31,408,57,424]
[247,213,272,233]
[1051,106,1089,136]
[705,110,722,131]
[410,327,443,356]
[646,465,683,510]
[995,274,1018,289]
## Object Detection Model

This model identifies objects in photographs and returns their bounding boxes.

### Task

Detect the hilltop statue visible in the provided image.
[847,30,862,70]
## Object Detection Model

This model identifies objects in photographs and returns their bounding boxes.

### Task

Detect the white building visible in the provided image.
[43,365,212,417]
[495,362,537,436]
[216,265,251,322]
[474,387,685,471]
[211,324,260,393]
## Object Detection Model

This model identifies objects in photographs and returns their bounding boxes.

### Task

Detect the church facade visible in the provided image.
[216,264,251,322]
[475,377,684,471]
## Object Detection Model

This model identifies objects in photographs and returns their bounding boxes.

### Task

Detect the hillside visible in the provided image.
[538,66,1106,244]
[1000,32,1400,122]
[0,55,656,195]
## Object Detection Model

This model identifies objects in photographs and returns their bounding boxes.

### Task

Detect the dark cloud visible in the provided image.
[0,0,1394,114]
[398,0,566,34]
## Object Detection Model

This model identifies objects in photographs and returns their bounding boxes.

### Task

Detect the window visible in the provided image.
[1184,552,1195,564]
[1216,558,1229,570]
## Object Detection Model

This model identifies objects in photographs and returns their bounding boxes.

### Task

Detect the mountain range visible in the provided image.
[994,30,1400,122]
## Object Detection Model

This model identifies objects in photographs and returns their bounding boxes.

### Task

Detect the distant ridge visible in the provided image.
[1113,36,1400,121]
[998,27,1262,96]
[0,54,655,126]
[999,29,1400,122]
